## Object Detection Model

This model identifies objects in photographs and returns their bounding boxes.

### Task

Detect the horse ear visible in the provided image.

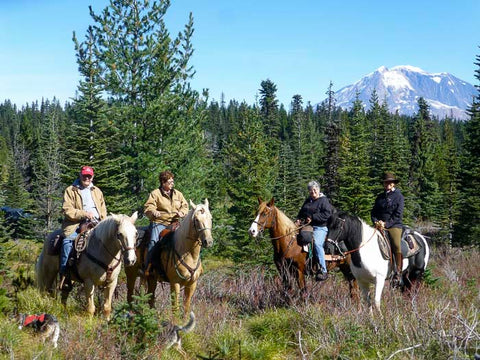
[130,211,138,224]
[258,197,263,204]
[189,199,196,209]
[204,198,209,208]
[267,197,275,207]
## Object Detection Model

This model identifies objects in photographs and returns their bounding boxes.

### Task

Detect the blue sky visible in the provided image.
[1,0,478,109]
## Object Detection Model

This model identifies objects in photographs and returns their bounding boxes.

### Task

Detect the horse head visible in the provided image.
[112,211,138,266]
[189,199,213,248]
[248,197,276,237]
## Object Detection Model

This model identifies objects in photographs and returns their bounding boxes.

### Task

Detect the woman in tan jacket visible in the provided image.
[143,170,188,267]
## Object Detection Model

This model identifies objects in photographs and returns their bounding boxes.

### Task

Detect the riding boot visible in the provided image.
[393,253,404,287]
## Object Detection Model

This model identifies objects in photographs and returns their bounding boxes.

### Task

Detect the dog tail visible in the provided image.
[179,311,195,333]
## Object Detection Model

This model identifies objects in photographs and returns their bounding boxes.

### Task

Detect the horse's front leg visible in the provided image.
[125,265,137,304]
[102,278,118,320]
[84,280,96,316]
[146,276,158,308]
[170,283,181,317]
[183,281,197,319]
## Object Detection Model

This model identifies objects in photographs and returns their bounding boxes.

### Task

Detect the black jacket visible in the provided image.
[296,195,332,227]
[371,188,404,229]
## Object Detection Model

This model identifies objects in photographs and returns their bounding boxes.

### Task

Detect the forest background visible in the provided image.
[0,0,479,261]
[0,1,479,358]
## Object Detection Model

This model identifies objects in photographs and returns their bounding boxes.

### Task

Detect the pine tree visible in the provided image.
[31,104,64,234]
[71,25,132,213]
[455,49,480,245]
[337,96,374,218]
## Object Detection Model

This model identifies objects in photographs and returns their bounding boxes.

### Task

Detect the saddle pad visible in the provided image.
[377,232,391,260]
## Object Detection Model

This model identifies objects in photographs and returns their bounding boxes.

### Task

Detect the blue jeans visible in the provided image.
[146,222,166,265]
[313,226,328,273]
[60,231,77,275]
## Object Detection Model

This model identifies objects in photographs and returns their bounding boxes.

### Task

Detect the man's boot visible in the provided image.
[393,253,404,287]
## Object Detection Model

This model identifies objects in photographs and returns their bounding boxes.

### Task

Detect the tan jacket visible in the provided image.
[61,183,107,236]
[144,188,188,225]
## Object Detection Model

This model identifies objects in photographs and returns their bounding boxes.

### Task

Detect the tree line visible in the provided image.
[0,1,479,264]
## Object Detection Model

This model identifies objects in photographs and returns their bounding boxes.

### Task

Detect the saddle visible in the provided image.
[377,226,424,260]
[46,220,96,256]
[143,222,179,277]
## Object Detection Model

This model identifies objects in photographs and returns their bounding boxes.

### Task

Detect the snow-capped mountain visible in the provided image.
[330,65,476,120]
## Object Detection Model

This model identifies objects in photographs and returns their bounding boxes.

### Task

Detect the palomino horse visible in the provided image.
[36,212,138,319]
[125,199,213,317]
[326,211,430,311]
[248,198,356,296]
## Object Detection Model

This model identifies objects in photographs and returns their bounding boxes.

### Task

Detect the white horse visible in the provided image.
[326,211,430,312]
[36,212,138,319]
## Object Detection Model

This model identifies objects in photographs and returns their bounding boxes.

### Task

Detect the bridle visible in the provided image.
[326,216,378,256]
[192,208,212,247]
[253,206,276,234]
[85,221,136,282]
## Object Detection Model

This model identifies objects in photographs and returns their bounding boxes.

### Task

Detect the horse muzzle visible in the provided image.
[123,249,137,267]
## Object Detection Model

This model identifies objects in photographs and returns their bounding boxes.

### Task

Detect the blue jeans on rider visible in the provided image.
[313,226,328,273]
[60,231,77,275]
[146,222,166,265]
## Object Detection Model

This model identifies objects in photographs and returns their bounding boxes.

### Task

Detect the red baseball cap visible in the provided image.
[81,166,94,176]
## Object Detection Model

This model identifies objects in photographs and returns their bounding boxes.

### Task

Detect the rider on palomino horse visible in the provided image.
[143,170,188,275]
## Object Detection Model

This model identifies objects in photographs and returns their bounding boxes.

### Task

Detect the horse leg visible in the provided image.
[170,283,181,317]
[84,280,96,316]
[102,278,118,320]
[125,266,136,304]
[183,282,197,319]
[373,277,385,312]
[146,276,157,308]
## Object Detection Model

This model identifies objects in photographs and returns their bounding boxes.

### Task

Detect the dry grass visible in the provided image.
[1,245,479,359]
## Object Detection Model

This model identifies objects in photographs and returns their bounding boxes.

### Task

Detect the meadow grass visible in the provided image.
[0,243,479,359]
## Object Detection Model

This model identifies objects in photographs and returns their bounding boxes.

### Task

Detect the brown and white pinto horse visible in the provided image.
[248,197,356,296]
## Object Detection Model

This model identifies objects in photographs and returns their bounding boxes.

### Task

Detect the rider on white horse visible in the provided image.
[371,172,404,287]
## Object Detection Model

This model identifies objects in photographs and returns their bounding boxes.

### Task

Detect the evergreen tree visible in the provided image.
[323,83,342,204]
[87,0,203,206]
[337,96,374,218]
[455,49,480,245]
[220,103,276,263]
[71,25,131,213]
[259,79,280,139]
[31,104,64,234]
[409,97,442,222]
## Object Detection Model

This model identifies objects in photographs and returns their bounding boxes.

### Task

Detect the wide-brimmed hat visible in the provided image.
[382,172,399,183]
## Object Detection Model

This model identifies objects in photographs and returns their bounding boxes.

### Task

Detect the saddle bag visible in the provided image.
[297,225,314,246]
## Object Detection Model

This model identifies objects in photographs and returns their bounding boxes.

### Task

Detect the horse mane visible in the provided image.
[93,213,133,241]
[332,211,364,245]
[273,205,296,235]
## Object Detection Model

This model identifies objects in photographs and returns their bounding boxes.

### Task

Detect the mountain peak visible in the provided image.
[328,65,475,120]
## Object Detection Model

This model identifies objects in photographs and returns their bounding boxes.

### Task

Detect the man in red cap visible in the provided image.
[59,166,107,289]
